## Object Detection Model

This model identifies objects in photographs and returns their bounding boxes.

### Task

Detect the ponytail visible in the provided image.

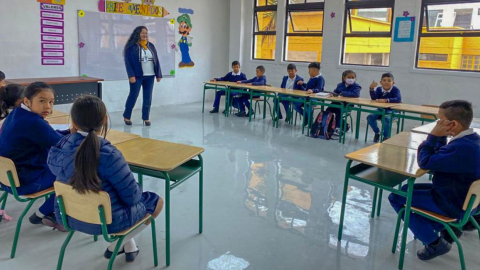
[0,84,25,120]
[0,87,8,119]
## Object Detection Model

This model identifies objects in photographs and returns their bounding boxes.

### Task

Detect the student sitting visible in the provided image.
[296,62,325,126]
[0,84,25,129]
[325,70,361,133]
[275,64,304,122]
[0,82,73,231]
[48,95,164,262]
[389,100,480,261]
[209,60,247,114]
[367,72,401,142]
[235,65,267,117]
[0,71,6,88]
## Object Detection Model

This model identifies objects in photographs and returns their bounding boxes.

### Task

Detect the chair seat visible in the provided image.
[111,214,152,236]
[411,206,457,223]
[253,98,264,101]
[22,187,55,199]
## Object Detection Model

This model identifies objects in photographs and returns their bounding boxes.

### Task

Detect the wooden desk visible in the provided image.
[107,130,140,145]
[412,121,480,135]
[115,138,204,266]
[391,104,439,115]
[6,77,103,105]
[345,98,395,109]
[48,110,69,118]
[382,132,429,150]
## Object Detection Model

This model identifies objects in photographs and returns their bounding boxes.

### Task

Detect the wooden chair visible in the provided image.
[54,181,158,270]
[392,180,480,270]
[0,156,55,258]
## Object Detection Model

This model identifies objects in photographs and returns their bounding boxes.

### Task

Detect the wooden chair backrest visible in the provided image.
[463,180,480,211]
[0,156,20,188]
[421,104,439,120]
[54,181,112,225]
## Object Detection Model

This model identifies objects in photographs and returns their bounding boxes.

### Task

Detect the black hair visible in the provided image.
[24,82,55,101]
[0,84,25,120]
[308,62,321,70]
[69,95,108,194]
[257,65,265,73]
[439,100,473,128]
[232,61,241,66]
[0,71,5,82]
[342,70,356,82]
[287,64,297,70]
[123,26,148,57]
[381,72,394,81]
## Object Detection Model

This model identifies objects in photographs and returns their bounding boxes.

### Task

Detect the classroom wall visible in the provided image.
[0,0,229,112]
[230,0,480,115]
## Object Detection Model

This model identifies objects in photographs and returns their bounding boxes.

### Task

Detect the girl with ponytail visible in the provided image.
[0,84,25,129]
[48,95,163,263]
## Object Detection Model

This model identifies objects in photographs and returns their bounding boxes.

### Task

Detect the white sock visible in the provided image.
[35,210,45,218]
[124,239,138,253]
[108,224,148,252]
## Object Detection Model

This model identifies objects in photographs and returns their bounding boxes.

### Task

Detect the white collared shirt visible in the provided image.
[449,128,475,143]
[21,103,31,112]
[232,71,241,76]
[314,73,322,78]
[382,87,393,96]
[77,130,104,138]
[285,76,295,89]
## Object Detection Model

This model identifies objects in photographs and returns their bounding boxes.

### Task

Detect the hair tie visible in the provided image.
[89,129,95,133]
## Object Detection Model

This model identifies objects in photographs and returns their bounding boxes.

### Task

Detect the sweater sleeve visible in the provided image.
[124,47,135,78]
[280,77,287,88]
[311,77,324,93]
[342,84,362,98]
[370,88,380,100]
[30,118,65,148]
[241,73,247,80]
[215,73,230,82]
[252,76,266,86]
[104,147,142,207]
[333,83,343,94]
[241,78,254,84]
[387,88,402,103]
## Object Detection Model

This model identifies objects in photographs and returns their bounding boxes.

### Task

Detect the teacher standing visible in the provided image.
[123,26,162,126]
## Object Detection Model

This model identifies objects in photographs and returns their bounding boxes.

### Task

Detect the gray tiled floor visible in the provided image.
[0,102,479,270]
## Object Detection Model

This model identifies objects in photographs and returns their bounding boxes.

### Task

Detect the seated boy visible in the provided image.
[235,65,267,117]
[296,62,325,126]
[367,72,401,142]
[0,71,5,88]
[275,64,304,122]
[210,61,247,113]
[389,100,480,261]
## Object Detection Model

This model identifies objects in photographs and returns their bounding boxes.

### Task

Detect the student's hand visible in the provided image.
[210,79,216,82]
[431,119,455,137]
[129,77,136,83]
[157,78,162,83]
[370,80,378,90]
[236,81,242,84]
[297,80,304,85]
[246,83,253,86]
[376,99,387,103]
[69,126,78,134]
[307,89,313,94]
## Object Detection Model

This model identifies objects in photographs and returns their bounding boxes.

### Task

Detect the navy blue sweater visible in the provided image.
[370,86,402,103]
[300,76,325,93]
[0,107,69,186]
[215,72,247,82]
[333,82,362,98]
[280,75,304,90]
[124,43,162,79]
[418,133,480,218]
[241,75,267,86]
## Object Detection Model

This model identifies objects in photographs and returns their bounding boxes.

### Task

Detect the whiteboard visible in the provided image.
[78,11,175,81]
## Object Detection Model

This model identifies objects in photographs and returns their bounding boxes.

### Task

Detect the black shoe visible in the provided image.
[441,227,464,244]
[463,215,480,231]
[29,213,43,225]
[285,116,290,122]
[124,119,132,126]
[247,111,255,116]
[42,213,67,232]
[143,120,151,127]
[383,137,390,141]
[126,249,140,263]
[104,247,125,259]
[346,124,350,132]
[417,238,452,261]
[210,108,219,113]
[222,110,225,114]
[235,112,247,117]
[373,133,380,143]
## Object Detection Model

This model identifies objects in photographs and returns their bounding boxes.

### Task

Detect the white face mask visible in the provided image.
[345,79,355,85]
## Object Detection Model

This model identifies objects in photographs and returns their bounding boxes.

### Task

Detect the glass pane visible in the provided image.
[343,37,391,66]
[256,0,278,7]
[254,35,276,60]
[285,36,323,62]
[288,11,323,33]
[424,3,480,31]
[418,53,448,61]
[255,11,277,32]
[288,0,324,3]
[417,36,480,71]
[347,8,392,33]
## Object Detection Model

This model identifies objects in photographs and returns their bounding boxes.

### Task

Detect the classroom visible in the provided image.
[1,0,480,269]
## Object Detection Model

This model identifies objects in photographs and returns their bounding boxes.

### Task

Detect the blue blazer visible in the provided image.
[215,72,247,82]
[370,86,402,103]
[241,75,267,86]
[333,82,362,98]
[48,133,145,235]
[124,43,162,79]
[300,76,325,93]
[281,75,304,90]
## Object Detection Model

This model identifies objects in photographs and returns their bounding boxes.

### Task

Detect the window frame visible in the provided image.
[415,0,480,73]
[341,0,396,67]
[283,1,325,63]
[252,0,278,61]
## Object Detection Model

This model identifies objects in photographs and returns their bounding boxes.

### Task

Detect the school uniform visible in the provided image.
[212,72,247,110]
[275,75,304,120]
[325,82,362,128]
[389,130,480,245]
[294,75,325,125]
[367,86,402,138]
[237,75,267,113]
[0,108,13,129]
[0,105,69,215]
[48,133,160,235]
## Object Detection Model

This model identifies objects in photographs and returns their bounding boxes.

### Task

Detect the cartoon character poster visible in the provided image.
[177,12,194,68]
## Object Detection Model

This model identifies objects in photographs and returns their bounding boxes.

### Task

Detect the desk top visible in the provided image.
[107,130,141,146]
[343,98,395,109]
[412,121,480,135]
[115,138,205,171]
[6,76,103,86]
[391,104,439,115]
[345,143,427,178]
[47,110,69,119]
[383,132,429,150]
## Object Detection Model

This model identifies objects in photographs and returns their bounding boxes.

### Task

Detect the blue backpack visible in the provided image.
[310,111,336,140]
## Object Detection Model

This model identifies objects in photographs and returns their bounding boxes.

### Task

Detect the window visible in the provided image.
[417,0,480,72]
[284,0,325,63]
[253,0,278,60]
[341,0,395,67]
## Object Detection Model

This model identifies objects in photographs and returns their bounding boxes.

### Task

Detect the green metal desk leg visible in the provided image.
[164,173,171,266]
[248,92,253,122]
[199,155,203,233]
[202,86,207,113]
[380,111,386,142]
[303,99,307,135]
[355,105,362,140]
[338,160,353,241]
[225,88,230,117]
[376,189,383,217]
[263,97,267,119]
[371,188,378,219]
[398,178,415,270]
